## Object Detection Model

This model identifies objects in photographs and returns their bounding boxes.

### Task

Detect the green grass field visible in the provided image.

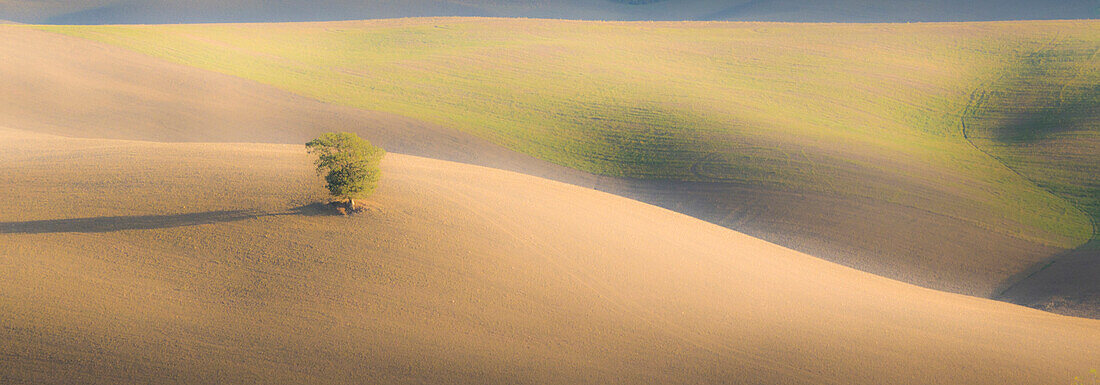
[35,19,1099,251]
[963,34,1100,240]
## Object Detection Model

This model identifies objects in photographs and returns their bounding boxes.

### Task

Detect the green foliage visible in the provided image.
[305,132,384,202]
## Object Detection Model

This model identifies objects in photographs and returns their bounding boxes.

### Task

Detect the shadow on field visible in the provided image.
[995,239,1100,319]
[0,210,263,234]
[0,204,338,234]
[284,202,343,217]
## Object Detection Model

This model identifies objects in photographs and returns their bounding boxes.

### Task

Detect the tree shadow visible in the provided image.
[281,202,343,217]
[0,204,341,235]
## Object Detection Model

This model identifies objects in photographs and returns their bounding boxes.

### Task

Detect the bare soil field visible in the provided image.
[2,128,1098,384]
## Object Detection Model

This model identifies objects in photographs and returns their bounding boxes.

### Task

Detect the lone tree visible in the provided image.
[306,132,385,211]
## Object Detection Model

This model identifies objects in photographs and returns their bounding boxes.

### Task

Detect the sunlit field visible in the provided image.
[1,11,1097,385]
[41,19,1098,251]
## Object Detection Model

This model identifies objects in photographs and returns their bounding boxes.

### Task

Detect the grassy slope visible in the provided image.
[36,20,1095,249]
[0,26,594,184]
[960,30,1100,313]
[2,128,1099,384]
[966,33,1100,238]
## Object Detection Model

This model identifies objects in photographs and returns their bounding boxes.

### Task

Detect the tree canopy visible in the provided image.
[306,132,384,206]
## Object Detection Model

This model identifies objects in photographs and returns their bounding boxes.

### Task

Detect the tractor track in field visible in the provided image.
[688,151,722,181]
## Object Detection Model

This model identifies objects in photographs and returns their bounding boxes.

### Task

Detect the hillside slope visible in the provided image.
[27,20,1099,303]
[962,33,1100,316]
[0,26,594,185]
[2,128,1099,384]
[1,0,1096,24]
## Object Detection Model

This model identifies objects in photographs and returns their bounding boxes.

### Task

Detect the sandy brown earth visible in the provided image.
[1,128,1098,384]
[0,25,1072,303]
[585,178,1063,298]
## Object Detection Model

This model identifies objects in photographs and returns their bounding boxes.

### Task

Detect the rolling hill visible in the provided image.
[962,34,1100,316]
[2,127,1099,384]
[16,19,1099,313]
[0,26,593,183]
[0,0,1096,24]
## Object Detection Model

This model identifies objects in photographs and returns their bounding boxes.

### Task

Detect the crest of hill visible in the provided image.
[1,128,1099,384]
[0,0,1096,24]
[17,20,1100,313]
